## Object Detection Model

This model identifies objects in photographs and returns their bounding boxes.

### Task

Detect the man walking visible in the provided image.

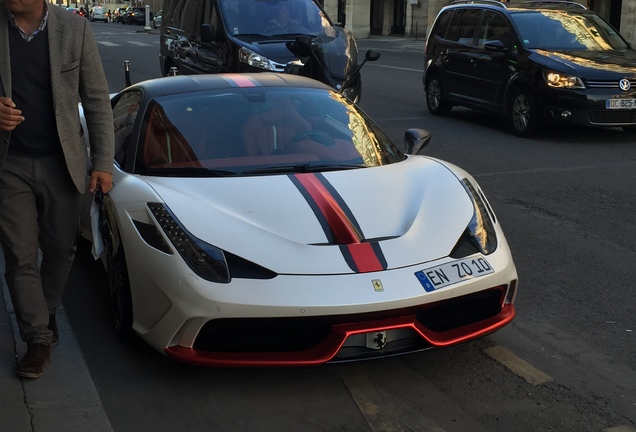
[0,0,114,378]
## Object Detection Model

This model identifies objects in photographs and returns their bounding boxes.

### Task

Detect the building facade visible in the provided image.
[321,0,636,46]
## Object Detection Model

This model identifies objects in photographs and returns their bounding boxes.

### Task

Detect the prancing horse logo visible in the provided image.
[619,78,631,92]
[373,332,387,349]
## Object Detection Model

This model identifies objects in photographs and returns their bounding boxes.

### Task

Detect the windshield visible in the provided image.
[219,0,332,37]
[510,10,628,51]
[137,87,404,177]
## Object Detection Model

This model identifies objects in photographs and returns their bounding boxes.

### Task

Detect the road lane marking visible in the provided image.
[336,365,406,432]
[336,365,448,432]
[483,345,553,385]
[97,41,119,46]
[127,41,152,46]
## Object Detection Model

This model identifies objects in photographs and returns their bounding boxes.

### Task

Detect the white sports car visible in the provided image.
[80,73,518,366]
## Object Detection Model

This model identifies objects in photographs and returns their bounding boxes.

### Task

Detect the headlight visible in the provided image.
[147,203,230,283]
[544,70,585,89]
[461,179,497,255]
[238,47,274,71]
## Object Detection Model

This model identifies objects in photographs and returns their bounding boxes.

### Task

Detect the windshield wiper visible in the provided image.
[146,167,238,177]
[269,33,315,38]
[241,164,366,175]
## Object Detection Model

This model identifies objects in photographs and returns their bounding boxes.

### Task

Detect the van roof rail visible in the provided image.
[449,0,508,8]
[521,1,588,9]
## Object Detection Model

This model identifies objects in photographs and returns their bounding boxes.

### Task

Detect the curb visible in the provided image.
[0,246,113,432]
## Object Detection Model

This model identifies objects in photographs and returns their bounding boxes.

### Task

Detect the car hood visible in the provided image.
[143,157,475,275]
[530,48,636,78]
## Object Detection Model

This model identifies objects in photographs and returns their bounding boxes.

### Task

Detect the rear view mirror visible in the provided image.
[404,128,431,155]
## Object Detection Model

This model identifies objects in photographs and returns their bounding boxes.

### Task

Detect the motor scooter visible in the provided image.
[284,27,380,104]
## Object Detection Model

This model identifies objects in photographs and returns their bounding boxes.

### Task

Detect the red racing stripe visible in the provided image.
[294,173,384,273]
[221,73,258,87]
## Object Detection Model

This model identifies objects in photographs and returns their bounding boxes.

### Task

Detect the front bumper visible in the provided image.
[165,284,517,367]
[541,86,636,127]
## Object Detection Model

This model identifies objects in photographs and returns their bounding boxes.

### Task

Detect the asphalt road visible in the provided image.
[54,23,636,432]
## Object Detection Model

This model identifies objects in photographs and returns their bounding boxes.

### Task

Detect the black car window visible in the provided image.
[510,10,628,51]
[432,9,454,40]
[112,91,142,170]
[478,11,514,50]
[179,0,204,33]
[446,9,482,45]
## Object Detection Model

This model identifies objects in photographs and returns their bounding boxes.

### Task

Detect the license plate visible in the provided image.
[415,257,494,292]
[606,98,636,109]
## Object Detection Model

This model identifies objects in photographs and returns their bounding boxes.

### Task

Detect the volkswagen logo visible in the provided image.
[619,78,631,92]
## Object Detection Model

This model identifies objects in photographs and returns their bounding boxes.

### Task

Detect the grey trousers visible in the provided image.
[0,151,80,345]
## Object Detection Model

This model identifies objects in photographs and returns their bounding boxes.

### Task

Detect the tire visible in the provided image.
[505,87,538,137]
[107,242,134,338]
[426,75,451,115]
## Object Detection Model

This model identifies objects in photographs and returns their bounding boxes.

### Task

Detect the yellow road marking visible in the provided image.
[483,345,553,385]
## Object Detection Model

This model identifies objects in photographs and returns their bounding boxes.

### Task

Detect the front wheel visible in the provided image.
[426,76,451,115]
[505,87,539,137]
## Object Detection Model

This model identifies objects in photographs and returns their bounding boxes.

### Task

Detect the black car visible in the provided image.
[423,0,636,136]
[122,7,153,25]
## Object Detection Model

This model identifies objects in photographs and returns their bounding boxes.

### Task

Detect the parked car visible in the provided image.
[122,6,153,25]
[423,0,636,136]
[78,72,518,367]
[90,5,108,22]
[152,9,162,29]
[113,7,128,23]
[68,7,86,17]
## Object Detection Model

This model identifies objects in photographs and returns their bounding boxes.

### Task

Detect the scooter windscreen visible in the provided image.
[314,27,358,81]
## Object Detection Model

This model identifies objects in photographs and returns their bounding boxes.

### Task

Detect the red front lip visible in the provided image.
[164,303,516,367]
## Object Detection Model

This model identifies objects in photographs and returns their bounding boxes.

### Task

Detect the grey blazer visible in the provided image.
[0,3,114,193]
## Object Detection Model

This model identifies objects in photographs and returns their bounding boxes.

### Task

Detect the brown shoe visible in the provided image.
[16,343,51,379]
[48,314,59,346]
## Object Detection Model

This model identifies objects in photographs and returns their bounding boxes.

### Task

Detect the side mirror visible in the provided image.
[365,49,381,62]
[484,40,507,53]
[200,24,214,43]
[404,128,431,155]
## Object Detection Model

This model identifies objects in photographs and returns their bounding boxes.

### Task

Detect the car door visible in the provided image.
[441,8,484,103]
[468,10,518,109]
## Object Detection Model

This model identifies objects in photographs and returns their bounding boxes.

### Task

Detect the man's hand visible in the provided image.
[0,97,25,131]
[89,170,113,194]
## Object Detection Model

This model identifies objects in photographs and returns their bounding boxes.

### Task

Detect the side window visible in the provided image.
[180,0,204,34]
[112,91,142,169]
[164,0,185,28]
[446,9,482,45]
[478,11,513,49]
[432,9,454,39]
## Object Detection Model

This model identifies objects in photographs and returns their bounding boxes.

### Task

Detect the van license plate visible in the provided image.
[606,98,636,109]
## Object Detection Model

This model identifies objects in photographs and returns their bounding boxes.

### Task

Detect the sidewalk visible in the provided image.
[0,246,113,432]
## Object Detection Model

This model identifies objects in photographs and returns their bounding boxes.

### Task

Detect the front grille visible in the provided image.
[194,318,332,352]
[586,79,636,89]
[193,287,506,354]
[588,110,636,124]
[417,288,503,332]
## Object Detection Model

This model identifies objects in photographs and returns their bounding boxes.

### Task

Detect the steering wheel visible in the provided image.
[290,130,336,146]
